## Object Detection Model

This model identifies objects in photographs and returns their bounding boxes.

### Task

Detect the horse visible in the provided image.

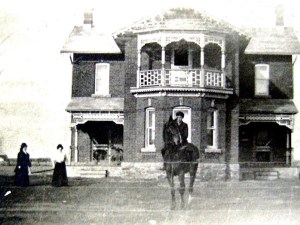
[162,116,200,210]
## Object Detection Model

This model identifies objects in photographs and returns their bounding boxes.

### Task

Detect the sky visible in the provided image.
[0,0,300,158]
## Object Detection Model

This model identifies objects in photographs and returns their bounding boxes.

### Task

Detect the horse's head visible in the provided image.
[163,116,180,146]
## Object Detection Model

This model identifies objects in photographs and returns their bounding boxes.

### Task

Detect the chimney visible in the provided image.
[275,4,284,26]
[83,9,93,28]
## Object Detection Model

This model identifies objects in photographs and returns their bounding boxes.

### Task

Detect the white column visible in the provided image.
[200,48,204,68]
[221,51,226,88]
[161,47,165,86]
[221,51,225,69]
[137,50,141,88]
[200,48,204,87]
[188,46,193,68]
[286,131,291,165]
[74,125,78,163]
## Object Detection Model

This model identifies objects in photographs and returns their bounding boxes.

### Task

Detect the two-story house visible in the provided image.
[61,8,300,180]
[239,26,299,168]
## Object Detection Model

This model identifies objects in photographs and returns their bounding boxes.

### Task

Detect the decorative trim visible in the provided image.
[138,32,225,50]
[71,111,124,126]
[239,114,294,130]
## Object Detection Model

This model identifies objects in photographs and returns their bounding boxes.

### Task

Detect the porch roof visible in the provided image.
[66,97,124,112]
[245,27,300,55]
[240,99,298,114]
[61,26,121,54]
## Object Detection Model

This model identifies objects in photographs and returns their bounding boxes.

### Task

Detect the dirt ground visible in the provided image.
[1,168,300,225]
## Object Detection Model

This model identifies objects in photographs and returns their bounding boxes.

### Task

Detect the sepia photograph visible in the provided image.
[1,0,300,224]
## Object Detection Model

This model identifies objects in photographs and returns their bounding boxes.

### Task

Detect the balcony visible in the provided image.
[131,68,233,97]
[138,68,224,88]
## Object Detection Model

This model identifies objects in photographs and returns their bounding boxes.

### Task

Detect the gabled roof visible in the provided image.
[66,97,124,112]
[61,26,121,54]
[114,8,243,36]
[245,27,300,55]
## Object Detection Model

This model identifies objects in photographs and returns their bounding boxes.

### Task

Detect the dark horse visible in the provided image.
[162,116,199,210]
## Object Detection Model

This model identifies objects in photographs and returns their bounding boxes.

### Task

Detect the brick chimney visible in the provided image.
[83,9,93,28]
[275,4,284,26]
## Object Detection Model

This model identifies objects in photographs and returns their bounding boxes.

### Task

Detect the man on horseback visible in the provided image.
[175,111,188,146]
[161,111,192,170]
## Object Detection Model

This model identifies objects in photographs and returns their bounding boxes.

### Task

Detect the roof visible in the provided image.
[245,27,300,55]
[114,8,243,36]
[240,99,298,114]
[61,26,121,54]
[66,97,124,112]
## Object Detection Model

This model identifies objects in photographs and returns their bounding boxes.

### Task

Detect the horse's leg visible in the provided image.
[178,171,185,209]
[188,163,198,205]
[167,172,176,210]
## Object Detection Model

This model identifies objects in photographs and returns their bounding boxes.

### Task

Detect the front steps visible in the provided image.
[66,165,122,179]
[240,167,298,180]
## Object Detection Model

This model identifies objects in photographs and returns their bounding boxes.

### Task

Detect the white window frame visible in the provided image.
[94,63,110,96]
[172,106,191,143]
[205,109,221,153]
[141,107,156,152]
[255,64,269,96]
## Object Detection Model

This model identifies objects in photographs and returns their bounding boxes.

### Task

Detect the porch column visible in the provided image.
[74,125,78,163]
[200,48,205,87]
[221,51,226,88]
[161,46,166,86]
[137,50,141,88]
[188,46,193,68]
[286,130,291,165]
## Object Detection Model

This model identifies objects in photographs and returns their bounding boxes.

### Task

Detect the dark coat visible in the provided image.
[177,121,188,145]
[14,151,31,187]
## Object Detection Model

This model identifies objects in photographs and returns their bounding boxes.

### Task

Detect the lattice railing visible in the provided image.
[139,69,224,88]
[204,69,223,87]
[140,70,162,87]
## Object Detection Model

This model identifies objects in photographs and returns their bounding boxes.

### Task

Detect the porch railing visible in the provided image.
[138,69,225,88]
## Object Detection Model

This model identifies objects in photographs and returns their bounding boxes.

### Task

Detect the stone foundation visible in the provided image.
[121,162,240,181]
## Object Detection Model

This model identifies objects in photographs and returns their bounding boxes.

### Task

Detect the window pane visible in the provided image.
[95,63,109,95]
[255,80,268,95]
[146,108,155,147]
[255,66,269,79]
[207,111,214,128]
[207,129,213,146]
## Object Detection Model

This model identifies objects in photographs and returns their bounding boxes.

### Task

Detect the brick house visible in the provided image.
[61,8,300,180]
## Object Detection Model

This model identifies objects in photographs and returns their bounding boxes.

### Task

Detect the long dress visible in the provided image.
[52,151,68,187]
[14,151,31,187]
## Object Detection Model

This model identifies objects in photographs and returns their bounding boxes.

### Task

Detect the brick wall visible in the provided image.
[240,55,293,99]
[71,56,125,98]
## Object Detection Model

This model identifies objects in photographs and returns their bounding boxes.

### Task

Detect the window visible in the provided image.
[174,48,188,66]
[95,63,110,96]
[255,64,269,96]
[172,107,191,142]
[206,109,220,152]
[143,108,156,151]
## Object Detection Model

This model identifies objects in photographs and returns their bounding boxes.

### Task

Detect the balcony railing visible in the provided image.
[138,69,225,88]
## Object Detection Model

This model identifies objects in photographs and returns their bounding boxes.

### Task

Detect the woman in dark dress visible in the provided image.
[14,143,32,187]
[52,144,68,187]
